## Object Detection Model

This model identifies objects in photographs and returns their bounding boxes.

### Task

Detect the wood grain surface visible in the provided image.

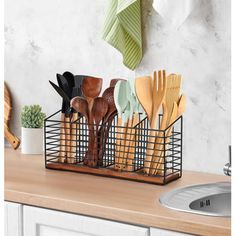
[4,148,231,236]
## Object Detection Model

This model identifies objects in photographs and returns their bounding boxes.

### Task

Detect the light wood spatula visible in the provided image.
[135,76,153,123]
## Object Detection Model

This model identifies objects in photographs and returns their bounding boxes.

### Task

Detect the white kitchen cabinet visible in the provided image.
[4,202,194,236]
[5,202,23,236]
[150,227,192,236]
[23,205,149,236]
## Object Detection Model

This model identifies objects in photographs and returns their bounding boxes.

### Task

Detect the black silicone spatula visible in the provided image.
[50,80,71,104]
[56,74,74,163]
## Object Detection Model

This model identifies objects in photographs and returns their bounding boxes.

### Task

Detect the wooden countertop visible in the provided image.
[5,148,231,236]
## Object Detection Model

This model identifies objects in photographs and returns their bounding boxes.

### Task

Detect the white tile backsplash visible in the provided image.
[5,0,230,174]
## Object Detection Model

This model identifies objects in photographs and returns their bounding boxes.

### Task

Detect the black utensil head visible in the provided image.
[49,80,71,104]
[74,75,84,88]
[63,71,75,93]
[72,87,82,98]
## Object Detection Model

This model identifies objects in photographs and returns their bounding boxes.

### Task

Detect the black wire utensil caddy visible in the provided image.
[44,110,183,185]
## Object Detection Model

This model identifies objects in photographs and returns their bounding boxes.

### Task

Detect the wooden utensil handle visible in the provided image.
[114,116,123,170]
[143,130,156,174]
[125,113,139,171]
[98,113,116,166]
[121,117,133,169]
[116,120,129,170]
[153,125,174,175]
[4,125,20,149]
[64,116,71,163]
[58,113,66,163]
[84,116,97,167]
[149,131,165,175]
[91,125,99,166]
[70,113,78,163]
[153,102,178,175]
[149,103,168,174]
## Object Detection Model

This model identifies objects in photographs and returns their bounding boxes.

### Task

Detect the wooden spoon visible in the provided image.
[110,78,126,87]
[102,87,116,122]
[98,87,117,165]
[81,76,103,111]
[70,96,89,123]
[89,97,108,167]
[71,96,92,166]
[81,76,103,166]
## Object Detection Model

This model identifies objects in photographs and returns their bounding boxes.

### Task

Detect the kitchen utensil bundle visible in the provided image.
[135,71,185,176]
[50,73,122,167]
[114,80,141,171]
[45,70,184,185]
[50,71,83,164]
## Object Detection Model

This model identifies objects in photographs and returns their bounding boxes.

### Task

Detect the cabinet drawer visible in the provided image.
[24,205,149,236]
[150,227,192,236]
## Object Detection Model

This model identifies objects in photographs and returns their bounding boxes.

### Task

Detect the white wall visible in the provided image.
[5,0,230,174]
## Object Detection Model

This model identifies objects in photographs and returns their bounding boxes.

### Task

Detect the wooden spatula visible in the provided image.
[135,76,153,123]
[165,74,182,124]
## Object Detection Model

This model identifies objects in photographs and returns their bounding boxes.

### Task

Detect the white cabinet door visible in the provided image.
[24,205,149,236]
[5,202,23,236]
[150,227,192,236]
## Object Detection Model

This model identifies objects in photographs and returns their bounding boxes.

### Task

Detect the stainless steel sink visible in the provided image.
[159,182,231,217]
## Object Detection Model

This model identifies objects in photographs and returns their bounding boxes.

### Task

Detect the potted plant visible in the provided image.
[21,105,46,154]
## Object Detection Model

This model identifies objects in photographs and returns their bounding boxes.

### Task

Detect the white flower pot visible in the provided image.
[21,127,44,154]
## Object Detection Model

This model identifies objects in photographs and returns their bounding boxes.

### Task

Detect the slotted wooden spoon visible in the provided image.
[98,87,117,166]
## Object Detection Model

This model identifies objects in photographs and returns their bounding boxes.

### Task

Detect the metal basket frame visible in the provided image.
[44,110,183,185]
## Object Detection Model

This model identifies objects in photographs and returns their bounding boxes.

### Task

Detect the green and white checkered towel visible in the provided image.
[102,0,142,70]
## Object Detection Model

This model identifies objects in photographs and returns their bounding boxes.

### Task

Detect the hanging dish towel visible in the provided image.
[102,0,142,70]
[152,0,200,28]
